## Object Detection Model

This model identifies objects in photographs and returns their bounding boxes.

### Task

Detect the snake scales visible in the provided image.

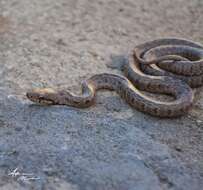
[26,38,203,117]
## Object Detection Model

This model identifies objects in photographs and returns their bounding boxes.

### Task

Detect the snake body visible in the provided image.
[26,38,203,117]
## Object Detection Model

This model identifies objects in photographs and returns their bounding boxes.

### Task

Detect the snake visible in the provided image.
[26,38,203,117]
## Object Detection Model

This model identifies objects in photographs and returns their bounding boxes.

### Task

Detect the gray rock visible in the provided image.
[0,91,202,190]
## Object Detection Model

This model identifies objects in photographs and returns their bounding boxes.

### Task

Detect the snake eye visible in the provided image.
[26,92,33,99]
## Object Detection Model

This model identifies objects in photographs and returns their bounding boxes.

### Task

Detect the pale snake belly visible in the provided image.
[26,38,203,117]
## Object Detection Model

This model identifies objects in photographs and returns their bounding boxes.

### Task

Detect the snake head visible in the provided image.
[26,88,57,105]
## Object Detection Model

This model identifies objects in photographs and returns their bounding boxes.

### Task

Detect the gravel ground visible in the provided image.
[0,0,202,189]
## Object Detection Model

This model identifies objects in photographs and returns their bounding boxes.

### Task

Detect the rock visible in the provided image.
[0,91,201,189]
[0,0,202,189]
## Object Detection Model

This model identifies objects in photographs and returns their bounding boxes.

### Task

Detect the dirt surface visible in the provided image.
[0,0,202,189]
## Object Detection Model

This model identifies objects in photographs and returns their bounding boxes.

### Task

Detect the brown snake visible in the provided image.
[26,38,203,117]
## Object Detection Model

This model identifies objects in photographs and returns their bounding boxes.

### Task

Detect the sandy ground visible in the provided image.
[0,0,202,189]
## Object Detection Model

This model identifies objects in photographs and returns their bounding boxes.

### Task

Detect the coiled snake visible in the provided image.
[26,38,203,117]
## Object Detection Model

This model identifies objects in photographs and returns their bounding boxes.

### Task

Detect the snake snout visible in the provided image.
[26,90,40,102]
